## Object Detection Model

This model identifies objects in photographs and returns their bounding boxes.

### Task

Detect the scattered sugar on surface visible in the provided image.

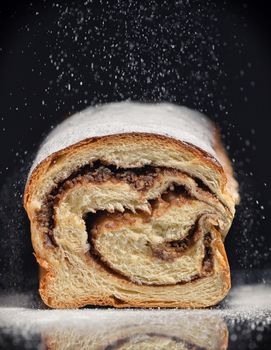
[225,285,271,311]
[0,284,271,349]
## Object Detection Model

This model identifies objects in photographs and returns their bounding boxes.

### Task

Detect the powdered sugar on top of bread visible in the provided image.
[30,102,216,175]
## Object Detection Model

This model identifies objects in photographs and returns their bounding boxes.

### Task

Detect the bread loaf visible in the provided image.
[24,102,239,308]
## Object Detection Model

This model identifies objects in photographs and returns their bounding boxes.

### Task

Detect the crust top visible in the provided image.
[29,102,217,175]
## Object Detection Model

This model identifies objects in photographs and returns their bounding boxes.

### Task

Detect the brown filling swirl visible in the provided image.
[35,161,217,285]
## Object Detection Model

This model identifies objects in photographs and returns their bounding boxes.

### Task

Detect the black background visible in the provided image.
[0,0,271,294]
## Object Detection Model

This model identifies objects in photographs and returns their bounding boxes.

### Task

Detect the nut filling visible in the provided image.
[35,160,218,286]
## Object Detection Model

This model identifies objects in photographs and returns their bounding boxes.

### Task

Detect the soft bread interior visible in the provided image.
[92,198,216,285]
[31,165,231,308]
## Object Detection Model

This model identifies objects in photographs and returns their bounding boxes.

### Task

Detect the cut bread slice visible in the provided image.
[24,102,239,308]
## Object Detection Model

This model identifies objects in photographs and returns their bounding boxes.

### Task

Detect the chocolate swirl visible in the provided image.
[35,161,227,287]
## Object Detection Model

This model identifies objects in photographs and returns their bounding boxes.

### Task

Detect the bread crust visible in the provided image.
[24,112,237,309]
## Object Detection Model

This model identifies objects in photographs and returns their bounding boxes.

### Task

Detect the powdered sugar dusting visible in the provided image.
[225,285,271,311]
[29,102,216,175]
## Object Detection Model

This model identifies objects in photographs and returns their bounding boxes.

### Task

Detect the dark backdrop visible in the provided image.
[0,0,270,293]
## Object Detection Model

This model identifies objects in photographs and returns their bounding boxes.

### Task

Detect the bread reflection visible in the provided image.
[45,310,228,350]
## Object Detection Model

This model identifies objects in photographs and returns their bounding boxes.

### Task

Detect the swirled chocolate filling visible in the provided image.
[35,160,215,284]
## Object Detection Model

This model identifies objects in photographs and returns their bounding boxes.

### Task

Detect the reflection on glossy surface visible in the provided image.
[0,309,228,350]
[44,312,228,350]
